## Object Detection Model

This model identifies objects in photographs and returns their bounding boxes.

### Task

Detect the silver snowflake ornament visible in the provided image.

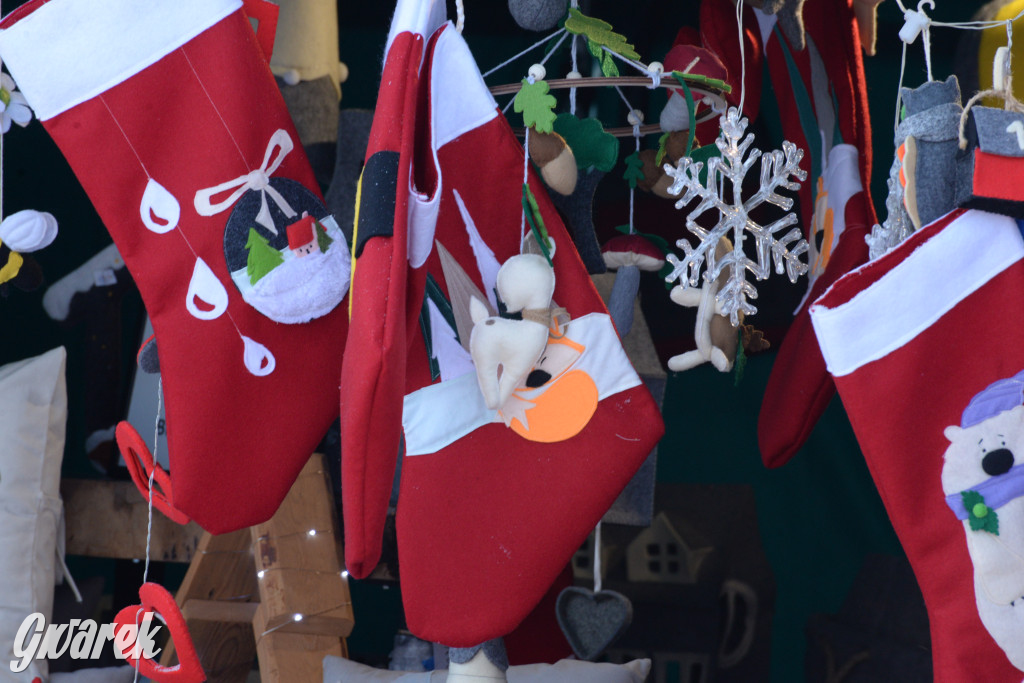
[663,106,809,326]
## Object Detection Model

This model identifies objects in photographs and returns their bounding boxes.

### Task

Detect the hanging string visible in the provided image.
[132,376,162,683]
[521,124,530,251]
[455,0,465,34]
[922,22,934,81]
[482,28,566,79]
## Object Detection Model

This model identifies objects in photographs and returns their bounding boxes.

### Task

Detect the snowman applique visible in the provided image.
[942,369,1024,672]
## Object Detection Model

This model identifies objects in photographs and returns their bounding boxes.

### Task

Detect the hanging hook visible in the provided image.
[899,0,934,44]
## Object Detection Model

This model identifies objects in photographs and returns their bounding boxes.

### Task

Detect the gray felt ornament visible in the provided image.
[508,0,569,32]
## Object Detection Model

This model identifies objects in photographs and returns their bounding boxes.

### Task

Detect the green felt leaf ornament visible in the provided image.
[246,228,283,285]
[623,152,645,189]
[552,113,618,172]
[565,8,640,65]
[514,79,557,134]
[655,132,670,167]
[963,490,999,535]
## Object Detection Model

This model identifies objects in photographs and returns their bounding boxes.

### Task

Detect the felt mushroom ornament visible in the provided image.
[601,233,665,336]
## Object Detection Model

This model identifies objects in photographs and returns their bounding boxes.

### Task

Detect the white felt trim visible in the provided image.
[810,210,1024,376]
[430,26,498,149]
[403,313,642,455]
[0,0,242,121]
[383,0,447,60]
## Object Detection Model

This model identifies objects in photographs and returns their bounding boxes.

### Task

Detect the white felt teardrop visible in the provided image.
[185,258,228,320]
[242,336,276,376]
[0,210,58,252]
[140,178,181,234]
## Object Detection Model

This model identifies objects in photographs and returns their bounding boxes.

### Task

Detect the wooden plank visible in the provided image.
[162,529,258,683]
[250,453,354,639]
[183,599,259,624]
[61,478,203,562]
[252,605,344,683]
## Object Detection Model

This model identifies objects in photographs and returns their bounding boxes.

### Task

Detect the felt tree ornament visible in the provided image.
[342,0,663,660]
[663,106,809,327]
[809,207,1024,681]
[0,0,350,533]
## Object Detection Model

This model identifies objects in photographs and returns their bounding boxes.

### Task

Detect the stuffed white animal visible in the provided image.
[469,254,555,410]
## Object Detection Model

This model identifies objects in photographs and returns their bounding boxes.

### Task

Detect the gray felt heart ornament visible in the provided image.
[555,586,633,661]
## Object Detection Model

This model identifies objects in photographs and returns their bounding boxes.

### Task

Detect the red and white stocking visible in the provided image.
[0,0,349,532]
[811,208,1024,681]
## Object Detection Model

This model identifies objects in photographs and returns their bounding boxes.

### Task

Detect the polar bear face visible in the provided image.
[942,404,1024,671]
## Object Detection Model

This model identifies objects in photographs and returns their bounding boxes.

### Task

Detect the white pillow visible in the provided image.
[322,656,651,683]
[0,347,67,682]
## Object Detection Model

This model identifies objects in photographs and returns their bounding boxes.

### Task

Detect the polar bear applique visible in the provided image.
[942,370,1024,673]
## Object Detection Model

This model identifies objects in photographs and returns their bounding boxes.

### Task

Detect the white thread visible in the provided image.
[482,29,566,79]
[570,34,579,115]
[593,522,603,593]
[736,0,747,114]
[521,125,530,252]
[923,23,933,81]
[132,375,162,683]
[455,0,465,34]
[894,40,908,134]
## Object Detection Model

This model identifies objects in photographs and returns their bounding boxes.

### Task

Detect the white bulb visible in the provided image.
[528,63,546,82]
[341,570,350,579]
[293,613,304,622]
[308,529,317,537]
[258,570,266,579]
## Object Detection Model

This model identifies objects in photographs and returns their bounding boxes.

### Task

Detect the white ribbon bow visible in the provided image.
[193,129,297,234]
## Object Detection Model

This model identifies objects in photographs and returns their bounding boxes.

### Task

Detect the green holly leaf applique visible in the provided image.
[623,152,645,189]
[963,490,1000,535]
[565,8,640,79]
[514,79,557,134]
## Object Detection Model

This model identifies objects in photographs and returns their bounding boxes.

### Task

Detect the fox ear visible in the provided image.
[944,425,961,443]
[470,296,489,325]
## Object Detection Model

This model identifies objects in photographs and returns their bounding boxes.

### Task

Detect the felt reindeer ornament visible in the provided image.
[0,0,350,532]
[341,0,663,661]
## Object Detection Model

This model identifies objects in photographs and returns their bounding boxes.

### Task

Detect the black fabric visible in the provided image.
[354,150,400,257]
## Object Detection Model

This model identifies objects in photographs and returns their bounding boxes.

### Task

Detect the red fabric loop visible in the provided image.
[116,421,191,526]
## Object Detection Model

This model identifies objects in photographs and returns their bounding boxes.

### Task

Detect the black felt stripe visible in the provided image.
[355,150,400,257]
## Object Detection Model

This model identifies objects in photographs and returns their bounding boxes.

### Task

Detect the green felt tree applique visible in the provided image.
[514,79,557,134]
[315,219,334,253]
[963,490,999,535]
[246,227,283,285]
[623,152,645,189]
[564,8,640,78]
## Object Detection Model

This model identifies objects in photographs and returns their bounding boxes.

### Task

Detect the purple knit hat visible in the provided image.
[961,369,1024,429]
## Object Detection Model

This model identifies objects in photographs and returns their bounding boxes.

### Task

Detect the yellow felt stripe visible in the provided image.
[979,0,1024,106]
[349,167,364,319]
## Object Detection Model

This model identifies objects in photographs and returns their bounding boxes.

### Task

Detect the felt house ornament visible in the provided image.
[956,106,1024,217]
[286,214,319,256]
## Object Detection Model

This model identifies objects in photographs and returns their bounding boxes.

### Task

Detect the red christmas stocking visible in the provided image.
[0,0,349,533]
[810,208,1024,681]
[744,0,877,467]
[343,1,664,647]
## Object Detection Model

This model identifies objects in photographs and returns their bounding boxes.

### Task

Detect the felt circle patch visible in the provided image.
[222,177,349,324]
